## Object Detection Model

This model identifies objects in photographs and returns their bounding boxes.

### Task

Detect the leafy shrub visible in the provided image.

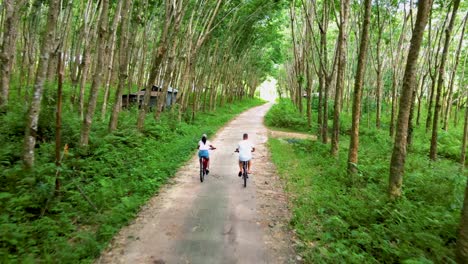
[265,99,310,132]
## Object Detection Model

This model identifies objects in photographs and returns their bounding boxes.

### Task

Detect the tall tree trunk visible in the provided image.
[407,84,418,147]
[317,72,323,138]
[55,52,63,193]
[374,0,384,129]
[425,74,437,131]
[389,10,410,137]
[23,0,60,169]
[155,3,185,120]
[389,71,398,137]
[331,0,350,156]
[109,0,132,132]
[443,13,467,131]
[429,0,460,160]
[306,59,313,129]
[290,0,303,113]
[389,0,432,199]
[78,0,99,118]
[136,0,172,131]
[0,0,25,111]
[416,72,427,126]
[101,0,123,120]
[80,0,110,146]
[347,0,372,175]
[461,104,468,166]
[425,14,447,132]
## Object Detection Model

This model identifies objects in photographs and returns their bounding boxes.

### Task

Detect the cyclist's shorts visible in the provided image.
[239,157,251,162]
[198,150,209,158]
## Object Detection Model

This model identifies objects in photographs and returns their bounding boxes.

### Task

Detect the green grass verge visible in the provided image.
[0,96,264,263]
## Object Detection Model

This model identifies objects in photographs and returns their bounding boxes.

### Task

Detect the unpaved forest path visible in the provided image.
[97,103,296,264]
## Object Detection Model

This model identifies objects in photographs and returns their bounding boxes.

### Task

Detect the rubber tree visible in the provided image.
[0,0,26,111]
[108,0,133,132]
[347,0,372,175]
[443,12,467,131]
[80,0,110,146]
[389,0,433,199]
[23,0,61,169]
[331,0,350,156]
[429,0,460,160]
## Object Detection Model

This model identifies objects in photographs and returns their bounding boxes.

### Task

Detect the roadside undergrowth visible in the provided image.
[0,94,264,263]
[267,99,465,263]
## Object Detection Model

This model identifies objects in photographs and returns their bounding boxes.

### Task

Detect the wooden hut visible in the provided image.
[121,85,178,109]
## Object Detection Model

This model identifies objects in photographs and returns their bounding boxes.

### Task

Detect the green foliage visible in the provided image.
[269,137,464,263]
[266,99,466,263]
[264,99,310,132]
[0,98,264,263]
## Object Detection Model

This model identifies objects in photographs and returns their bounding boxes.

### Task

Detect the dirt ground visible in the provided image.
[97,103,298,264]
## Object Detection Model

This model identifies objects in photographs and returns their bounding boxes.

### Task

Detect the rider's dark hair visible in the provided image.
[202,136,207,144]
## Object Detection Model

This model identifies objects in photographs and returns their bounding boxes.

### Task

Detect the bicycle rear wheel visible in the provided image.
[243,162,247,187]
[200,159,204,182]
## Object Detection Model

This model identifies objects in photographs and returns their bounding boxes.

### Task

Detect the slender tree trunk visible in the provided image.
[101,0,123,120]
[290,0,303,113]
[109,0,132,132]
[136,0,171,131]
[306,60,312,129]
[375,69,383,129]
[78,0,99,118]
[425,15,447,132]
[389,10,409,137]
[155,4,185,120]
[407,84,417,147]
[416,73,427,125]
[390,71,398,137]
[374,0,384,129]
[55,52,63,193]
[429,0,460,160]
[23,0,60,169]
[0,0,25,111]
[461,104,467,166]
[443,13,467,131]
[347,0,371,175]
[389,0,432,199]
[331,0,350,156]
[425,74,436,131]
[80,0,110,146]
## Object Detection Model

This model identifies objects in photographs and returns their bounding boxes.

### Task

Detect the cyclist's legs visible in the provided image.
[198,150,210,171]
[239,159,251,173]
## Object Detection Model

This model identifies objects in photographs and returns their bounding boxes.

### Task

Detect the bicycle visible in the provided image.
[241,160,248,187]
[199,147,215,183]
[235,149,250,188]
[199,156,208,182]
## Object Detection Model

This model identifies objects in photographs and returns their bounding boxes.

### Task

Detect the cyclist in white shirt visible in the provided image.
[198,134,216,174]
[235,133,255,176]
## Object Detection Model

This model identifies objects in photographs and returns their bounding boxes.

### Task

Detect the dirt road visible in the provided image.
[98,103,295,264]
